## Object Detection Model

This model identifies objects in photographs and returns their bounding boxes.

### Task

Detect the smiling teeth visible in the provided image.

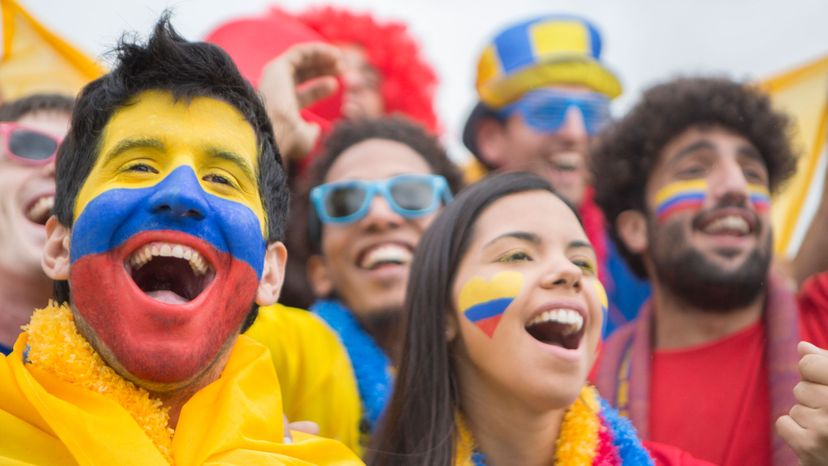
[704,215,749,234]
[527,309,584,335]
[27,195,54,220]
[360,244,412,269]
[129,242,209,275]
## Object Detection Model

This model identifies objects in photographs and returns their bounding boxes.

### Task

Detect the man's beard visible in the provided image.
[647,216,771,313]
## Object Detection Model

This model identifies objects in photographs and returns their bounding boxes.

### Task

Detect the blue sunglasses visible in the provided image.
[498,89,611,135]
[310,174,453,224]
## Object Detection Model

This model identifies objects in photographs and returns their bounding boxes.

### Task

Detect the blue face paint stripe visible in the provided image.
[71,166,266,276]
[463,297,514,322]
[655,192,705,215]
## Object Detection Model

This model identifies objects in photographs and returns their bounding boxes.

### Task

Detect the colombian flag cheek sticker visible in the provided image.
[748,183,770,213]
[459,271,524,338]
[593,280,608,337]
[654,179,708,222]
[593,280,608,316]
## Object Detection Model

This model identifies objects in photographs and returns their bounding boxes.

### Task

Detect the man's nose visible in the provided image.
[359,194,404,231]
[709,159,750,205]
[147,167,208,221]
[554,106,588,141]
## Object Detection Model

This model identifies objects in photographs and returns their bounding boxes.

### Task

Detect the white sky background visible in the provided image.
[19,0,828,159]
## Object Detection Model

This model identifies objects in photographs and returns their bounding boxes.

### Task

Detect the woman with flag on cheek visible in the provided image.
[367,172,712,466]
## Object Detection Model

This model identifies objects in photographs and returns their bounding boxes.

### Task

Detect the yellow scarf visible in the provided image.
[0,302,363,466]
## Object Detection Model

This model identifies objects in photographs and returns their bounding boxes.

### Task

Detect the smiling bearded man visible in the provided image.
[590,77,828,466]
[0,16,360,466]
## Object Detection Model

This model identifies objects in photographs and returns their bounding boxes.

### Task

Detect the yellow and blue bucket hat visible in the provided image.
[463,15,622,155]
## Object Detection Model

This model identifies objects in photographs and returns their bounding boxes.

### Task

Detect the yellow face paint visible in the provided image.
[653,179,708,222]
[458,271,524,337]
[74,90,266,235]
[592,280,608,314]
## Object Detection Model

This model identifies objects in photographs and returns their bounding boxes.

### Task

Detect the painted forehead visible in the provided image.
[97,90,258,167]
[74,89,267,235]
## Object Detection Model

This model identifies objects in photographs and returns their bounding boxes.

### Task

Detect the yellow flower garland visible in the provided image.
[555,385,600,465]
[24,302,174,463]
[457,385,601,465]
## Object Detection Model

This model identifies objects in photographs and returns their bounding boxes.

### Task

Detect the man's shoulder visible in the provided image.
[244,303,352,375]
[247,303,339,343]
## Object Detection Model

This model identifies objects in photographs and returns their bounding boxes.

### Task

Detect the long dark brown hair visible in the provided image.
[367,172,575,465]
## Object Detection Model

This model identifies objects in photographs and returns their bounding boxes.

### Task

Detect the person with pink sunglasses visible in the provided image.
[0,93,73,355]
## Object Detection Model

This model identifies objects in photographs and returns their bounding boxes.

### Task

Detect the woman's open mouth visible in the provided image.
[525,308,585,350]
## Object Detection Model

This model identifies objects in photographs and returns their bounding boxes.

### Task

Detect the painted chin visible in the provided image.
[69,230,259,384]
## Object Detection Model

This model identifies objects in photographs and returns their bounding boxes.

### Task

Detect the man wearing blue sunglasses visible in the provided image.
[462,15,652,336]
[254,117,462,447]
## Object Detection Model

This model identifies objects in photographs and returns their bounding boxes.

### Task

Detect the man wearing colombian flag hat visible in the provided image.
[462,15,649,334]
[0,15,361,466]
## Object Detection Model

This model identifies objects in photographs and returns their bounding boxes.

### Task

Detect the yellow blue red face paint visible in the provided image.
[654,179,771,222]
[592,280,608,337]
[458,271,524,337]
[653,180,707,222]
[748,183,770,213]
[66,91,268,384]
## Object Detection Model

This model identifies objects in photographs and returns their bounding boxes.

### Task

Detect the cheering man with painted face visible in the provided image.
[0,17,360,465]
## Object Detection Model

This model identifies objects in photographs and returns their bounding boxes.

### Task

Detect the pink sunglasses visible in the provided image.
[0,122,62,165]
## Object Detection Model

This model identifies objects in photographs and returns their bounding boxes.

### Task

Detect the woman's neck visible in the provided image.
[457,362,565,466]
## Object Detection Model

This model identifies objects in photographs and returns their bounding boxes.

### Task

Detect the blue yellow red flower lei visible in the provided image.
[313,298,393,431]
[468,386,652,465]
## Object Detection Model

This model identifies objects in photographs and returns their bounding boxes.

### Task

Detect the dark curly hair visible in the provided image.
[591,76,797,277]
[279,116,463,308]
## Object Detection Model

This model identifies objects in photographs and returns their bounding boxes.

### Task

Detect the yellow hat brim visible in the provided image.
[478,55,622,108]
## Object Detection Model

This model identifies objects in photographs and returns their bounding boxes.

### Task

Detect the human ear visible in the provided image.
[307,254,334,298]
[42,216,71,280]
[616,210,648,254]
[256,241,287,306]
[475,117,509,168]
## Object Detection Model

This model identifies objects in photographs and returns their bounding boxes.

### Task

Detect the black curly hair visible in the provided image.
[591,76,797,278]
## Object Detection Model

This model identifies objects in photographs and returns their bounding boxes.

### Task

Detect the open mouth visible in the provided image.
[525,309,585,350]
[357,243,413,270]
[695,209,755,237]
[25,195,54,225]
[126,242,215,304]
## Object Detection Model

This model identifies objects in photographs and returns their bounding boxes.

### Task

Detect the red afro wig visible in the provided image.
[295,6,441,134]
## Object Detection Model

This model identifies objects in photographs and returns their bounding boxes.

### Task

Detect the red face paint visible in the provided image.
[70,231,258,384]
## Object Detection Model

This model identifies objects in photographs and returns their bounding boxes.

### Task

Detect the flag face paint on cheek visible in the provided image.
[592,280,608,337]
[654,180,708,222]
[748,183,770,213]
[458,271,524,338]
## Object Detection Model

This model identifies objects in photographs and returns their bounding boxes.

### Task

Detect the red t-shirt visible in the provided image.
[647,272,828,466]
